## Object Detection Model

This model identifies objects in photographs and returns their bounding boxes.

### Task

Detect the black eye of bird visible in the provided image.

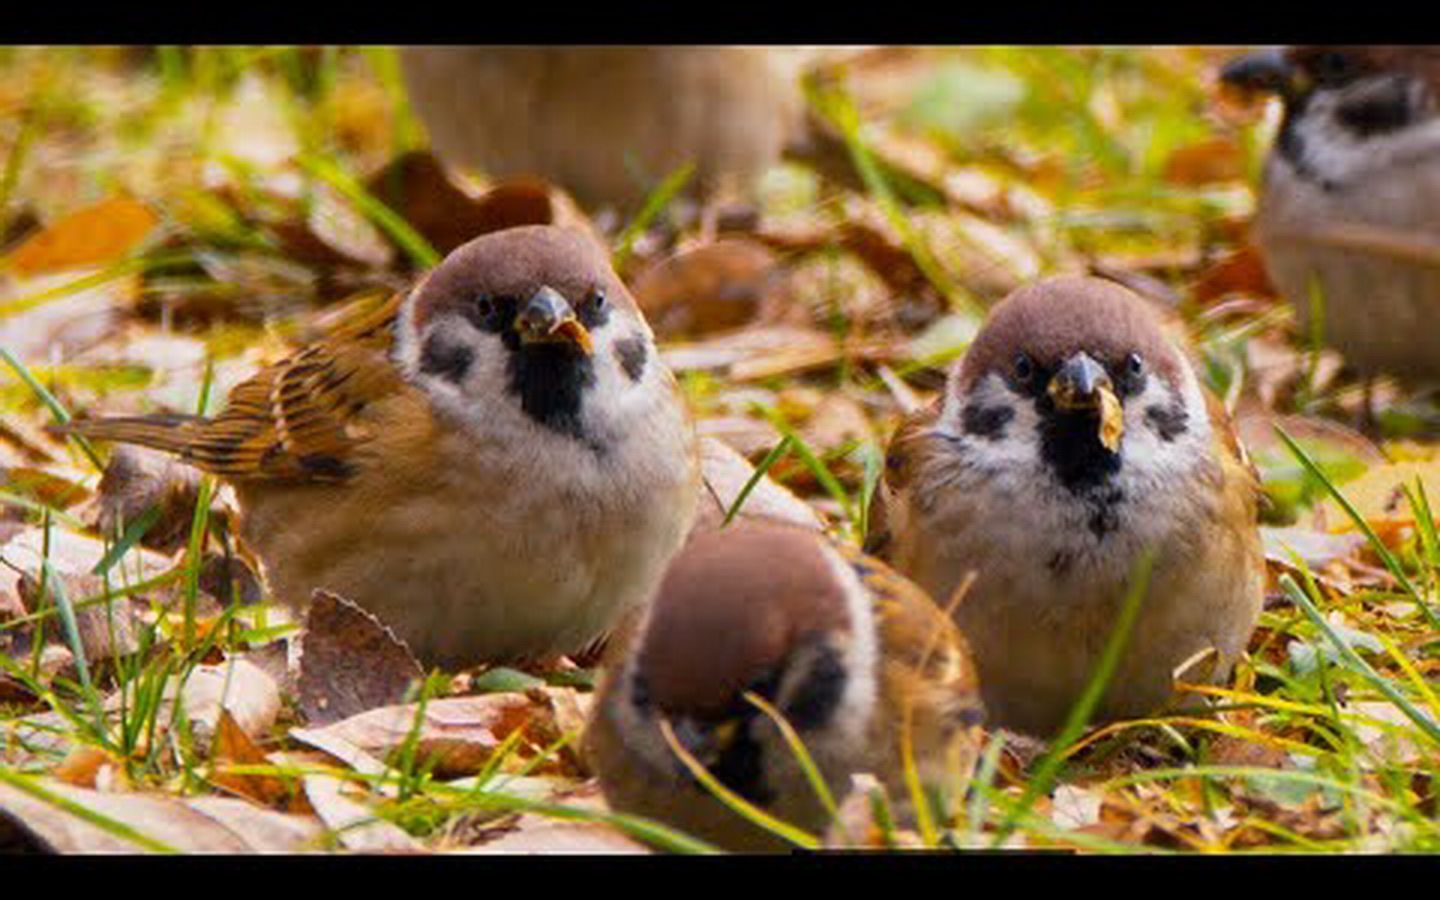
[1013,353,1034,384]
[590,290,607,312]
[1126,352,1144,378]
[475,295,496,319]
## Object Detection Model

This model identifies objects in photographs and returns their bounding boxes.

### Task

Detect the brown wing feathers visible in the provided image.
[68,294,405,483]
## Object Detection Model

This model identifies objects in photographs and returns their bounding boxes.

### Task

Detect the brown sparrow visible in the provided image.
[1221,46,1440,380]
[399,47,804,210]
[587,521,983,852]
[69,226,699,669]
[867,276,1264,738]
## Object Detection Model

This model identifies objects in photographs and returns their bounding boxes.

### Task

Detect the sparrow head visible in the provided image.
[595,524,882,822]
[397,225,665,449]
[946,276,1212,511]
[1221,46,1440,185]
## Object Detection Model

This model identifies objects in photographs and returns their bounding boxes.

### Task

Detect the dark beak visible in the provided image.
[517,285,593,354]
[1220,48,1300,100]
[1048,352,1112,412]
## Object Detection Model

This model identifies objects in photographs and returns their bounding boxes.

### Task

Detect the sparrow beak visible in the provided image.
[517,285,594,354]
[1048,352,1125,453]
[1220,48,1302,101]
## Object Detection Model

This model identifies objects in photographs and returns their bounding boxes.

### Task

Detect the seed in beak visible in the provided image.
[1048,352,1125,452]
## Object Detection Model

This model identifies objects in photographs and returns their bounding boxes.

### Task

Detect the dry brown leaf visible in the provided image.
[468,815,650,854]
[291,693,550,780]
[365,153,595,259]
[53,744,125,790]
[209,709,303,811]
[1261,526,1365,570]
[0,467,90,511]
[1318,460,1440,539]
[297,590,423,727]
[181,658,282,753]
[301,773,420,852]
[692,437,823,535]
[1207,732,1291,769]
[3,197,158,277]
[1163,137,1245,186]
[15,571,143,666]
[0,777,323,853]
[631,239,791,337]
[1,523,171,583]
[0,267,136,361]
[1194,244,1276,302]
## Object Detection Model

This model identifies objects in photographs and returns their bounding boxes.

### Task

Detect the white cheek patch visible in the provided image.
[938,374,1041,477]
[1290,80,1440,186]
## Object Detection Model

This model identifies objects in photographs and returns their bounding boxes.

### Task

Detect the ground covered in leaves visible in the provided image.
[2,46,1440,854]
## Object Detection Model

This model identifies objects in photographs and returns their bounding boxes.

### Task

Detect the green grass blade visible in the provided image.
[1280,574,1440,746]
[722,436,794,527]
[295,153,439,269]
[658,717,821,850]
[1276,425,1440,630]
[742,690,844,839]
[0,345,104,471]
[0,768,178,853]
[612,162,695,271]
[91,505,162,577]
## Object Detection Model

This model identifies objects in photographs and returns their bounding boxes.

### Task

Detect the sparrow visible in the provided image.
[399,47,805,210]
[1221,46,1440,380]
[68,225,700,669]
[866,276,1264,738]
[587,521,983,852]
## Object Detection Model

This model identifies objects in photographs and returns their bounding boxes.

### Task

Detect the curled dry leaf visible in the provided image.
[300,773,420,852]
[297,590,423,727]
[364,151,596,259]
[15,571,142,666]
[0,777,324,853]
[91,444,205,555]
[692,437,823,535]
[291,691,584,781]
[630,239,792,337]
[181,658,282,753]
[209,709,305,812]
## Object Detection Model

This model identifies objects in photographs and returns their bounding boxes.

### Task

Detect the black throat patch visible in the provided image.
[503,340,597,443]
[1037,403,1122,493]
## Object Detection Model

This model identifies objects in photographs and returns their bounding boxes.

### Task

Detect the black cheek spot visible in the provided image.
[1337,79,1416,137]
[961,403,1014,441]
[782,643,848,731]
[614,335,648,383]
[419,334,474,383]
[1145,403,1189,442]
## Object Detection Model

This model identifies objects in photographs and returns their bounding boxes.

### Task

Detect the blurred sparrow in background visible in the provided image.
[1222,46,1440,381]
[400,46,806,211]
